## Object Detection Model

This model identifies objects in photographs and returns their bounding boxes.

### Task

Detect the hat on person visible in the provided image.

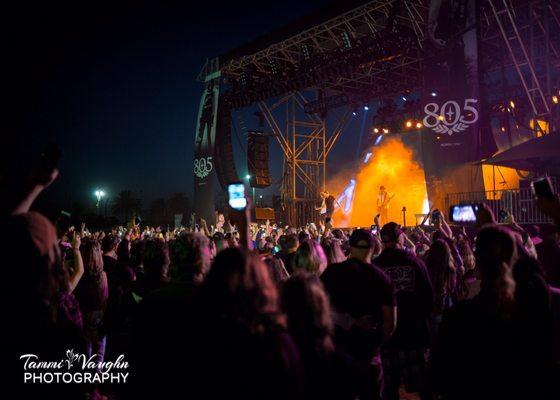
[349,228,374,249]
[380,222,403,243]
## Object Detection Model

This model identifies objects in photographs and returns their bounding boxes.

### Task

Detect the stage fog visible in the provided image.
[330,136,429,228]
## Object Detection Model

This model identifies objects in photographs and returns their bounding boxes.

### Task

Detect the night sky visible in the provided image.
[5,0,345,211]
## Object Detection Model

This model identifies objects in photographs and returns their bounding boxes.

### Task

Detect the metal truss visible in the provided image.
[195,0,559,224]
[201,1,428,225]
[258,92,350,225]
[218,0,428,110]
[480,0,560,129]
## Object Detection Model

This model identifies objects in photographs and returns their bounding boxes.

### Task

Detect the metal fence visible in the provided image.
[445,185,556,224]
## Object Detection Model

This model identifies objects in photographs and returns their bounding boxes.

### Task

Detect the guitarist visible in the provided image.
[376,186,394,226]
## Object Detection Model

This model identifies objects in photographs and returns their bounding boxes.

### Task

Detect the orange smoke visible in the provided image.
[331,137,428,227]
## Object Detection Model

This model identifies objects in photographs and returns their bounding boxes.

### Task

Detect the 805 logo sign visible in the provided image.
[423,99,479,136]
[194,157,213,179]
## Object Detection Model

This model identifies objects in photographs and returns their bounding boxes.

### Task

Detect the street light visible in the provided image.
[244,175,255,202]
[94,189,105,213]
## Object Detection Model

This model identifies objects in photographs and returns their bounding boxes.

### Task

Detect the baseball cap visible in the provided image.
[380,222,403,243]
[349,228,374,249]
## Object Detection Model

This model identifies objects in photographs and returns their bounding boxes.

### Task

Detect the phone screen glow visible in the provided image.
[452,205,476,223]
[228,183,247,210]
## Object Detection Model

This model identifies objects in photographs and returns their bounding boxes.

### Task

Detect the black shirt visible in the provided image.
[321,258,395,362]
[374,247,433,349]
[325,195,336,216]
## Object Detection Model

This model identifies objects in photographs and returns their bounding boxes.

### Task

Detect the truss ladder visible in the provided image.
[488,0,550,119]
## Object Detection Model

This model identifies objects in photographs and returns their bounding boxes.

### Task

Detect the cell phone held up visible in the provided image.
[449,203,481,224]
[227,182,247,211]
[531,177,555,200]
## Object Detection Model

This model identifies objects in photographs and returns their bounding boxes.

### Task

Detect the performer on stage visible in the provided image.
[315,190,339,227]
[376,186,394,226]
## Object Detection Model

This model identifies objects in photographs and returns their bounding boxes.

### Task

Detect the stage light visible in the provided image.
[364,106,369,111]
[374,135,383,146]
[245,174,251,180]
[416,122,422,128]
[501,126,506,132]
[402,96,407,101]
[363,152,372,163]
[352,112,357,116]
[382,128,389,134]
[405,121,412,128]
[373,128,379,133]
[431,92,437,97]
[509,100,515,109]
[553,95,559,104]
[438,115,444,121]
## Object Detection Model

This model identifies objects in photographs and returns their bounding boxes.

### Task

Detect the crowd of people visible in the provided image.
[5,168,560,400]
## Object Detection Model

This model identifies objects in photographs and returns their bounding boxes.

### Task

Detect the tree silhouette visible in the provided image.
[112,190,141,223]
[167,192,190,216]
[148,197,168,226]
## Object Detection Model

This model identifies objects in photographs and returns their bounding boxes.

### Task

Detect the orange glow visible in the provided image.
[406,120,413,128]
[331,137,427,227]
[530,119,549,137]
[482,164,525,199]
[416,122,422,129]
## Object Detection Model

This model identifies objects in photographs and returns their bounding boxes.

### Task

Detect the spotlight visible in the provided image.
[438,115,444,121]
[509,100,515,109]
[402,96,407,101]
[245,174,251,180]
[352,111,357,116]
[405,121,412,128]
[364,106,369,111]
[373,128,379,133]
[382,128,389,134]
[416,122,422,128]
[553,95,559,104]
[501,126,506,132]
[431,92,437,97]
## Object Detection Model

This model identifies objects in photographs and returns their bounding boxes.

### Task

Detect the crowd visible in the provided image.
[4,168,560,400]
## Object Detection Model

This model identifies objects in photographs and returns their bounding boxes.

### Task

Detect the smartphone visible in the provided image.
[370,224,378,234]
[449,204,480,224]
[228,182,247,210]
[531,177,555,200]
[431,209,441,223]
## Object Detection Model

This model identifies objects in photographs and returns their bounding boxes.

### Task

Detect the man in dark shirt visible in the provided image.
[322,229,396,400]
[374,222,433,400]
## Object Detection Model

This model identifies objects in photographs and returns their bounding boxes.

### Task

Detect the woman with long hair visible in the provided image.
[293,239,328,275]
[432,225,521,399]
[320,236,346,265]
[281,273,360,400]
[74,239,109,360]
[425,239,457,351]
[425,239,457,315]
[197,247,303,400]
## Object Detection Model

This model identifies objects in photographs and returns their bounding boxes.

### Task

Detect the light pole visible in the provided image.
[245,174,255,202]
[95,189,105,214]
